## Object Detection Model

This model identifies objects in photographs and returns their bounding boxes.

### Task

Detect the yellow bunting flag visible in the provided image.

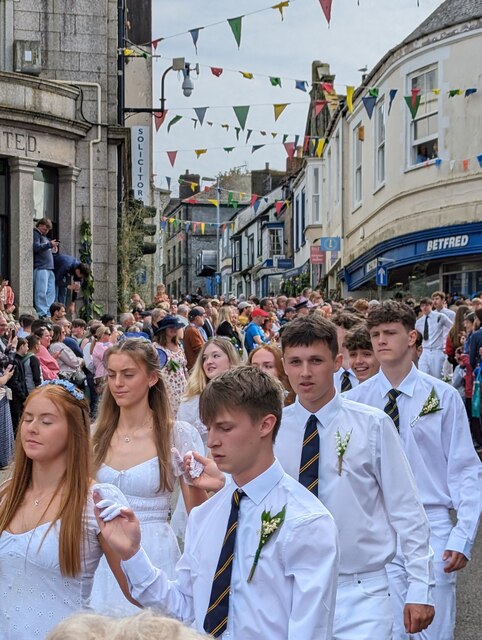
[208,199,219,207]
[272,1,290,19]
[346,86,354,113]
[201,223,206,234]
[315,138,325,157]
[123,48,135,56]
[433,88,440,95]
[274,103,288,121]
[190,182,197,192]
[169,218,175,224]
[240,71,254,79]
[195,149,207,158]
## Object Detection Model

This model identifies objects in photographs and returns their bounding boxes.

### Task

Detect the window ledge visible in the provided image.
[373,182,385,196]
[404,158,438,173]
[351,202,362,214]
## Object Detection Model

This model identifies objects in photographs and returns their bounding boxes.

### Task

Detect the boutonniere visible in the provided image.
[410,387,442,427]
[335,429,352,476]
[166,358,180,372]
[247,505,286,582]
[230,336,243,355]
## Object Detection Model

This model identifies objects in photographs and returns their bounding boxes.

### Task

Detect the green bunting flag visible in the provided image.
[228,16,243,48]
[404,95,421,119]
[233,105,250,130]
[224,147,235,153]
[167,115,182,133]
[270,77,282,87]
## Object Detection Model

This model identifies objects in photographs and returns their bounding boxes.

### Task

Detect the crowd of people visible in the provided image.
[0,280,482,639]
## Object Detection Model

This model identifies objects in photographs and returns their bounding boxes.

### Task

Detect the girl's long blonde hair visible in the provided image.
[248,343,295,406]
[0,384,92,577]
[183,337,240,399]
[92,339,174,492]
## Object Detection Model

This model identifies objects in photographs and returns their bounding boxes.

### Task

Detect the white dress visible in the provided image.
[90,421,203,615]
[0,497,102,640]
[177,395,208,452]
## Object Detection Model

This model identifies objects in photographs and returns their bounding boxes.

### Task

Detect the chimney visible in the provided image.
[179,170,200,201]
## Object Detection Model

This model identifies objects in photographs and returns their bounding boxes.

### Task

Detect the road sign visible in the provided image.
[376,264,388,287]
[320,236,341,252]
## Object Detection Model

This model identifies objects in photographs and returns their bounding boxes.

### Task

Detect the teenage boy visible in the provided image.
[346,301,482,640]
[415,297,452,379]
[343,325,380,383]
[96,366,340,639]
[276,315,434,640]
[331,312,364,392]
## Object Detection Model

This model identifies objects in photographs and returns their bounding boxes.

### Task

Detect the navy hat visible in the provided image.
[294,300,309,310]
[154,315,184,333]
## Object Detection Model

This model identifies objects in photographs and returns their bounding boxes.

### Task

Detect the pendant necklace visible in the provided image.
[118,416,152,443]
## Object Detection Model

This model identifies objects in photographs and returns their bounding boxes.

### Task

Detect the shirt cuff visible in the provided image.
[406,582,435,607]
[121,547,158,585]
[446,530,472,560]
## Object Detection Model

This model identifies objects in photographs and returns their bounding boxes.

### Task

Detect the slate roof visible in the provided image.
[403,0,482,45]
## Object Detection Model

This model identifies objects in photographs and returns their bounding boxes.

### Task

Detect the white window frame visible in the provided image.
[375,99,386,188]
[312,166,320,223]
[408,65,438,166]
[353,124,363,207]
[326,150,332,220]
[268,227,283,257]
[333,133,340,204]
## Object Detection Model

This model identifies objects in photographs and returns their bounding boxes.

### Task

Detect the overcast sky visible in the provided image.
[150,0,443,194]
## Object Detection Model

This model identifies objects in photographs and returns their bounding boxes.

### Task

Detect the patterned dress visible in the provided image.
[158,346,188,417]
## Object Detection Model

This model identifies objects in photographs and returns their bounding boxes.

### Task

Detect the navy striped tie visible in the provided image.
[384,388,401,430]
[341,370,352,392]
[203,489,245,637]
[299,415,320,495]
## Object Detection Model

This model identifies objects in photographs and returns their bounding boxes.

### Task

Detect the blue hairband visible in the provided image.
[40,379,85,401]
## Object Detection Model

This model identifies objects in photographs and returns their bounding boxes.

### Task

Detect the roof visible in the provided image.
[403,0,482,45]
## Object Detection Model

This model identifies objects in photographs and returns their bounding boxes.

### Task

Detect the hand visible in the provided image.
[403,604,435,634]
[183,451,225,493]
[443,549,468,572]
[0,364,15,385]
[93,490,141,561]
[51,350,61,359]
[68,302,75,315]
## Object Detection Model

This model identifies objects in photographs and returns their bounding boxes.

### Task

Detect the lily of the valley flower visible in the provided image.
[335,429,352,476]
[167,358,181,373]
[411,387,442,427]
[247,505,286,582]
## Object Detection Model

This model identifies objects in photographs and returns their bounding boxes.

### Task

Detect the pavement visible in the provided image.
[0,467,480,635]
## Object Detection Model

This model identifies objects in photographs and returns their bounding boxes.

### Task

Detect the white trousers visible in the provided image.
[418,349,445,379]
[387,511,456,640]
[334,569,393,640]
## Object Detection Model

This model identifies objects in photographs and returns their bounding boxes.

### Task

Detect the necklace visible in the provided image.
[117,416,153,443]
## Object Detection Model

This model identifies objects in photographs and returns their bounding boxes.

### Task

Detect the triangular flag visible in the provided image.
[233,105,250,130]
[160,219,167,231]
[200,223,205,234]
[314,100,327,117]
[165,176,171,190]
[235,127,241,140]
[275,201,284,215]
[294,134,300,149]
[153,110,168,131]
[251,145,265,153]
[362,96,376,119]
[167,115,182,133]
[272,1,290,19]
[194,107,207,125]
[282,134,288,144]
[190,181,197,192]
[152,38,162,51]
[240,71,254,80]
[435,158,442,167]
[433,88,440,95]
[449,89,462,97]
[477,154,482,168]
[228,192,233,204]
[270,76,282,87]
[449,160,455,172]
[167,151,177,167]
[207,122,213,126]
[253,199,261,213]
[368,88,379,98]
[303,135,310,153]
[224,147,234,153]
[318,0,332,23]
[195,149,207,158]
[208,199,219,207]
[221,124,230,132]
[315,138,325,157]
[192,118,198,129]
[211,67,223,77]
[260,131,266,136]
[404,95,421,119]
[388,89,398,114]
[184,198,198,205]
[411,87,421,108]
[227,16,243,48]
[123,48,135,56]
[462,159,469,171]
[295,80,308,92]
[271,132,278,139]
[346,86,354,114]
[250,194,258,206]
[246,129,253,143]
[321,82,334,94]
[283,142,295,159]
[465,88,477,97]
[189,28,203,53]
[274,103,288,121]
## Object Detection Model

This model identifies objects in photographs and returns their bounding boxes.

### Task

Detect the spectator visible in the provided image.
[49,325,84,384]
[34,326,60,380]
[71,318,87,344]
[24,334,43,393]
[152,283,169,305]
[248,344,295,405]
[0,356,15,469]
[33,218,59,319]
[120,312,149,339]
[216,305,243,354]
[237,301,253,328]
[130,292,146,310]
[0,276,15,320]
[100,314,116,330]
[175,304,189,327]
[153,316,188,416]
[199,299,215,338]
[91,325,113,392]
[445,305,469,367]
[49,302,66,323]
[183,307,207,370]
[469,309,482,371]
[6,337,29,433]
[17,313,36,338]
[244,308,269,354]
[53,252,90,314]
[280,306,296,325]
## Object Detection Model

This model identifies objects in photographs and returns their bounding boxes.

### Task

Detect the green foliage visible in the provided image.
[78,219,103,321]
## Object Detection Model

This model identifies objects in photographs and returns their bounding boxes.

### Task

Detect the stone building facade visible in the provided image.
[0,0,123,314]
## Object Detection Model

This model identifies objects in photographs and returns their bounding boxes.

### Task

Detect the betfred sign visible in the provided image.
[310,246,326,264]
[427,235,469,251]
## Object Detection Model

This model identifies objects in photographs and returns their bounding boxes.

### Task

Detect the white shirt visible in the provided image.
[346,365,482,558]
[275,394,433,604]
[415,311,452,350]
[333,367,359,392]
[121,460,339,640]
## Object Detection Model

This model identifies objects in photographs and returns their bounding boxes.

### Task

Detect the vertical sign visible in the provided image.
[310,246,326,264]
[131,126,150,204]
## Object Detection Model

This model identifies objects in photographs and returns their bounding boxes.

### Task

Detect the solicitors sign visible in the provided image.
[131,126,150,204]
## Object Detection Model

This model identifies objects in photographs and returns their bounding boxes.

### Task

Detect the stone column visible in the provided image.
[9,157,38,315]
[58,166,81,255]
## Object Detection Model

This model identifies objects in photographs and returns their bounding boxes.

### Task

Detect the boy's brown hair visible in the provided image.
[280,315,339,358]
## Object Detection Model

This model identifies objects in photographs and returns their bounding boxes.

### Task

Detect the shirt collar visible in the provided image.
[377,364,418,398]
[237,459,284,506]
[293,392,342,429]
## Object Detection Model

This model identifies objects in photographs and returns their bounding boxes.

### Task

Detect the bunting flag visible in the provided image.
[433,88,441,95]
[246,129,253,143]
[295,80,308,92]
[411,87,421,107]
[274,103,288,121]
[282,134,288,144]
[252,144,265,153]
[315,138,325,157]
[211,67,223,77]
[318,0,332,24]
[462,159,469,171]
[314,100,327,117]
[284,142,295,159]
[195,149,207,158]
[152,38,162,51]
[362,96,376,119]
[435,158,442,167]
[275,200,285,215]
[321,82,334,94]
[228,16,243,48]
[153,110,168,131]
[190,181,198,192]
[272,1,290,19]
[368,88,379,98]
[404,95,421,119]
[201,223,206,234]
[167,151,177,167]
[208,199,219,207]
[270,76,282,87]
[189,27,203,53]
[294,134,300,149]
[477,154,482,167]
[388,89,398,114]
[465,88,477,97]
[303,135,310,153]
[224,147,234,152]
[233,105,250,130]
[271,132,278,139]
[346,86,354,113]
[167,115,182,133]
[240,71,254,79]
[253,199,261,213]
[449,89,462,97]
[184,198,198,205]
[221,124,230,132]
[165,176,171,190]
[235,127,241,140]
[250,194,258,206]
[194,107,207,125]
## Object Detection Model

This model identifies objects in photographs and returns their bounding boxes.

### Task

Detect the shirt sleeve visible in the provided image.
[283,513,339,640]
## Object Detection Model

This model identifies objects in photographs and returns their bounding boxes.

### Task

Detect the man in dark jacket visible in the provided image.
[53,252,90,313]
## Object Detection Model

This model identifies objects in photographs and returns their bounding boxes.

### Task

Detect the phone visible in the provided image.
[10,328,16,340]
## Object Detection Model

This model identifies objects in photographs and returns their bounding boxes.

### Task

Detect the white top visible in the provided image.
[415,311,452,349]
[275,394,434,604]
[177,395,208,450]
[0,498,102,640]
[121,460,339,640]
[333,367,359,392]
[346,365,482,558]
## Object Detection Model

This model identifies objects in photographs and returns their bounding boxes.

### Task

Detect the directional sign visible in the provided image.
[320,236,341,252]
[376,264,388,287]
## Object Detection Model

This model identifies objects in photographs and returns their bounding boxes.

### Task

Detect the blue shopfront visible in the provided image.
[342,222,482,297]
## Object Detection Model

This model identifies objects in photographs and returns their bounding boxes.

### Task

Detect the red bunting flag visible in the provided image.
[153,110,168,132]
[321,82,334,94]
[303,135,310,154]
[462,159,469,171]
[250,194,258,207]
[275,201,285,215]
[411,87,421,108]
[211,67,223,77]
[167,151,177,167]
[283,142,295,159]
[314,100,327,117]
[152,38,162,51]
[184,197,198,205]
[318,0,332,23]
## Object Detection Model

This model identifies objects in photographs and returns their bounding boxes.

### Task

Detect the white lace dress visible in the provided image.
[90,421,203,615]
[0,497,102,640]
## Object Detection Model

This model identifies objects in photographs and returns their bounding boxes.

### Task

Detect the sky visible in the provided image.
[150,0,444,195]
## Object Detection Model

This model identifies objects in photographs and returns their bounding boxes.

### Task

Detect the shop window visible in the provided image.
[409,66,438,165]
[353,124,363,207]
[33,165,58,223]
[0,159,9,278]
[375,100,386,187]
[232,239,241,272]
